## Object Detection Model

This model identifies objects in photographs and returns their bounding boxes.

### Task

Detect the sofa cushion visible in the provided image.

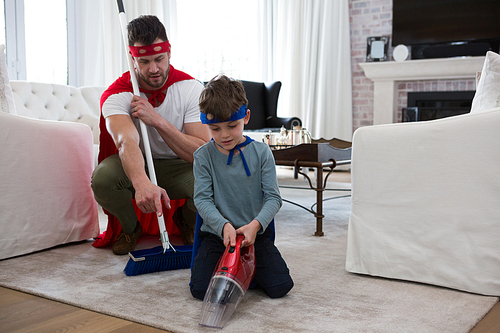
[0,44,16,114]
[11,82,93,121]
[470,51,500,113]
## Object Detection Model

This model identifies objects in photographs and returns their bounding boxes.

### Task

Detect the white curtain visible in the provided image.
[77,0,177,87]
[260,0,352,140]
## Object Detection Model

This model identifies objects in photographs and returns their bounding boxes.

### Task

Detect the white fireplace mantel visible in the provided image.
[360,56,485,124]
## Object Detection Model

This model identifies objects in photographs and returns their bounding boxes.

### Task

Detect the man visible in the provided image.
[91,15,211,255]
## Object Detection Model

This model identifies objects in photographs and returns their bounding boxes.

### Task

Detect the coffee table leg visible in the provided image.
[314,166,325,236]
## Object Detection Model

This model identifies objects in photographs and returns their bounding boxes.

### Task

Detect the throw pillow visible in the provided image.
[0,44,16,114]
[470,51,500,113]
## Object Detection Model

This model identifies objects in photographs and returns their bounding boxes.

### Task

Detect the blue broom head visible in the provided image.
[124,245,193,276]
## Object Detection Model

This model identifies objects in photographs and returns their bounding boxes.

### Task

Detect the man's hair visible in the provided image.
[127,15,168,46]
[199,75,248,121]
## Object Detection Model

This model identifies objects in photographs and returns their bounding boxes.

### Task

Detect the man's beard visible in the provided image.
[139,71,167,89]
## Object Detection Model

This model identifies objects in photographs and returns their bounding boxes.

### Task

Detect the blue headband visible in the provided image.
[200,104,247,124]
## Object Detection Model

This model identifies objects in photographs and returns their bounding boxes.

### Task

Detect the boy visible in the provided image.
[190,75,294,300]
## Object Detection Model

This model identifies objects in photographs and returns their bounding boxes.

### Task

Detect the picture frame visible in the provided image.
[366,36,390,62]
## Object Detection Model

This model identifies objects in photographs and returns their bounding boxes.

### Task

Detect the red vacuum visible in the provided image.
[199,235,256,328]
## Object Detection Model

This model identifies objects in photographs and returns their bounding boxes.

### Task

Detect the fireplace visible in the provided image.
[359,56,484,124]
[402,91,476,122]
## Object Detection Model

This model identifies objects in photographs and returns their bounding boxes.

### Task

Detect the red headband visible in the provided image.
[129,41,171,57]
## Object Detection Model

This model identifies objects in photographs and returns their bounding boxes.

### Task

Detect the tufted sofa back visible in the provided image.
[10,81,106,145]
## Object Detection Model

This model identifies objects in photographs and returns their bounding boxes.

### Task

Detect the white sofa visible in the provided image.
[10,81,105,167]
[346,51,500,296]
[0,44,105,259]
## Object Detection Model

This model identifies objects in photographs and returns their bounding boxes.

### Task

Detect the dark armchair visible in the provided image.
[241,80,302,131]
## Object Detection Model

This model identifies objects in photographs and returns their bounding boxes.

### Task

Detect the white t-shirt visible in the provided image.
[102,79,204,159]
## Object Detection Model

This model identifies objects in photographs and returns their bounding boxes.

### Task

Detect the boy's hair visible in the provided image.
[127,15,168,46]
[199,75,248,122]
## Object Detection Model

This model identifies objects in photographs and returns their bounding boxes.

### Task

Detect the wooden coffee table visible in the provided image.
[271,142,351,236]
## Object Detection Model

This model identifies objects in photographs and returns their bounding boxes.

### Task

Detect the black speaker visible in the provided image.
[411,41,497,59]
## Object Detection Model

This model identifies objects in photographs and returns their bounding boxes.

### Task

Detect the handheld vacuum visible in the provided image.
[199,235,256,328]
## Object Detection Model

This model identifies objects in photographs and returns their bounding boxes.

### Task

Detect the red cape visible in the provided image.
[92,66,193,248]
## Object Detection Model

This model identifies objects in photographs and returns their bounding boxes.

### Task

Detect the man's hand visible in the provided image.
[106,114,171,218]
[128,95,210,164]
[223,223,237,248]
[236,220,262,247]
[130,95,162,127]
[134,181,171,217]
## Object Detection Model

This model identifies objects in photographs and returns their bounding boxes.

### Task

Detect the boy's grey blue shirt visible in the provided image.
[193,139,282,239]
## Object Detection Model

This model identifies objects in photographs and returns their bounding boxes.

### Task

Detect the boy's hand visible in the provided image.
[223,223,237,247]
[236,220,262,247]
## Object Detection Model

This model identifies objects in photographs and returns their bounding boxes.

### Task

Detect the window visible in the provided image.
[24,0,67,83]
[2,0,71,84]
[174,0,261,82]
[1,1,261,85]
[0,1,5,45]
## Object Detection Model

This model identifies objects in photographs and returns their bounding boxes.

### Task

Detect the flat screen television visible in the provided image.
[392,0,500,59]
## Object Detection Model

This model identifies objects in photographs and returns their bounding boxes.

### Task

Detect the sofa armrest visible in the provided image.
[0,112,100,259]
[346,107,500,295]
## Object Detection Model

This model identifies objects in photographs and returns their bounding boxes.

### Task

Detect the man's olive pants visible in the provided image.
[91,154,196,233]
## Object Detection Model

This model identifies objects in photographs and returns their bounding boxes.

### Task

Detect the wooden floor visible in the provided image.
[1,170,499,333]
[0,287,168,333]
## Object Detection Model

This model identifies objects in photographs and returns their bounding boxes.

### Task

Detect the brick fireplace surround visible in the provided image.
[349,0,479,131]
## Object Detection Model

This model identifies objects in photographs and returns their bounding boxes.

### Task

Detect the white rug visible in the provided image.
[0,183,497,333]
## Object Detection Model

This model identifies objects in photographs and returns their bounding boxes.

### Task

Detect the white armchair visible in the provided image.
[0,44,100,259]
[0,112,100,259]
[345,51,500,296]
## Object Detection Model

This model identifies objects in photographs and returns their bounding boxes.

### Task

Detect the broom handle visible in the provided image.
[116,0,172,252]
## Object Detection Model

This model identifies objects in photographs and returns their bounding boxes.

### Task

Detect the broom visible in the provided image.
[124,245,193,276]
[116,0,192,275]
